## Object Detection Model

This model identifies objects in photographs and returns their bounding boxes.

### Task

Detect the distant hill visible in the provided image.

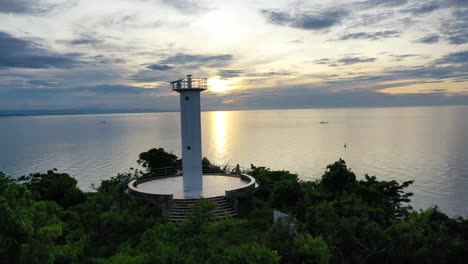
[0,109,176,117]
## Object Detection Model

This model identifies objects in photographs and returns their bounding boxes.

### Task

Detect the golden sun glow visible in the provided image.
[213,111,227,156]
[208,78,232,93]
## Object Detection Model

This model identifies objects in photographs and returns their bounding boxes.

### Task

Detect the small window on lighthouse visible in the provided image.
[187,146,191,150]
[185,96,189,101]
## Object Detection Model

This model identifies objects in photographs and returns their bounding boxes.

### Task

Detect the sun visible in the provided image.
[208,78,232,93]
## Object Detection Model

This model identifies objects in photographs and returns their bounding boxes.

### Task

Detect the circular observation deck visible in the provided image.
[128,166,258,200]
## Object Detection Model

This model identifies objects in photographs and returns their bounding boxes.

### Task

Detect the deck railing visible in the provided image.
[139,165,250,179]
[171,78,207,90]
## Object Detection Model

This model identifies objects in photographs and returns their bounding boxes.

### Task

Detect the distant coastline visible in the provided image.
[0,109,176,117]
[0,104,467,117]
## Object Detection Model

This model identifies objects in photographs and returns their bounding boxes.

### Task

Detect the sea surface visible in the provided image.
[1,106,467,216]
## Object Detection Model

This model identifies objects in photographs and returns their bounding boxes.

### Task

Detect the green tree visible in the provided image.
[1,172,85,263]
[17,170,84,208]
[3,154,468,263]
[386,207,468,264]
[357,174,414,219]
[202,157,223,173]
[19,201,64,264]
[137,148,181,172]
[271,179,302,210]
[291,234,330,264]
[321,159,356,195]
[219,243,280,264]
[265,218,297,262]
[0,179,33,263]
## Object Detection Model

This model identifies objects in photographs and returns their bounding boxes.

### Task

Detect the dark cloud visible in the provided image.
[260,9,347,30]
[0,84,179,111]
[313,52,467,87]
[312,56,376,67]
[416,35,441,44]
[335,30,400,41]
[313,58,332,65]
[336,57,376,65]
[98,13,188,29]
[99,14,144,28]
[147,64,174,71]
[434,50,468,65]
[389,54,431,61]
[218,70,244,78]
[206,87,467,111]
[158,53,233,68]
[351,52,464,82]
[131,69,183,83]
[364,52,467,82]
[403,3,440,14]
[441,9,468,45]
[359,0,409,8]
[73,85,148,95]
[245,71,293,77]
[260,9,290,26]
[0,31,82,69]
[2,59,467,111]
[349,10,397,28]
[0,0,53,14]
[89,55,125,64]
[263,71,292,76]
[69,36,102,45]
[386,65,464,80]
[444,0,468,8]
[7,85,156,98]
[447,34,468,45]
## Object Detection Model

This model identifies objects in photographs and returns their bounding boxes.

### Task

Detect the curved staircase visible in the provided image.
[167,196,237,222]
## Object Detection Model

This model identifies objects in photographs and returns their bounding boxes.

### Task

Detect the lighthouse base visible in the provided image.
[128,174,257,199]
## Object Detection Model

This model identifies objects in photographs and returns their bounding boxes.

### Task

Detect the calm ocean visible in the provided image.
[1,106,467,216]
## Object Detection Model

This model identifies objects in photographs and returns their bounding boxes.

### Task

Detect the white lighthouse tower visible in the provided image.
[128,74,258,220]
[170,75,207,192]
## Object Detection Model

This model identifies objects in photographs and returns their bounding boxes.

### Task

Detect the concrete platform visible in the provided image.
[130,174,252,199]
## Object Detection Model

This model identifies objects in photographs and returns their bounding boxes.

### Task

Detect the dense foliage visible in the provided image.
[1,151,467,263]
[137,148,181,171]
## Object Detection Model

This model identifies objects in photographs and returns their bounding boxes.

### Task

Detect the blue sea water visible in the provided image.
[1,106,467,216]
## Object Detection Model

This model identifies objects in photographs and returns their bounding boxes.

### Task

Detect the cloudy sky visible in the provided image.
[0,0,467,111]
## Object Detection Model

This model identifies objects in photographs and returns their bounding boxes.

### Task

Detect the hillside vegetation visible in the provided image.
[1,148,467,263]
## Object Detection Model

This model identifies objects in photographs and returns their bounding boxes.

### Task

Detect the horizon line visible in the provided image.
[1,103,468,117]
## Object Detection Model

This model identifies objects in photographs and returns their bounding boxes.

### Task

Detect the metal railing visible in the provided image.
[171,78,207,90]
[141,165,250,179]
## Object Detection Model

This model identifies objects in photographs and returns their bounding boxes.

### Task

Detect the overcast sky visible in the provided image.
[0,0,467,111]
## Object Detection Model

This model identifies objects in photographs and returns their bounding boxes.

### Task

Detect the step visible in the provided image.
[169,213,238,222]
[172,196,226,203]
[171,201,230,207]
[171,201,228,207]
[168,210,236,217]
[170,203,231,209]
[167,196,237,222]
[171,200,230,205]
[170,206,230,211]
[168,208,236,214]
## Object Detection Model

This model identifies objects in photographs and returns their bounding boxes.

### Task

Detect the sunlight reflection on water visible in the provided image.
[1,106,467,216]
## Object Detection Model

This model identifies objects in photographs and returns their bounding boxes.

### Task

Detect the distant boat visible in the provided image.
[99,121,107,123]
[320,121,328,124]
